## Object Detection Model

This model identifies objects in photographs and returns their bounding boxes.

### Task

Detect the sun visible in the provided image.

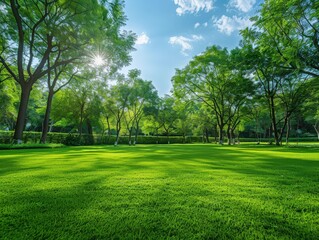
[92,55,104,66]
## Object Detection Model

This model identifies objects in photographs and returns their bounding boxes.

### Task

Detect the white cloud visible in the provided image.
[136,32,150,45]
[174,0,213,15]
[169,36,192,53]
[213,15,252,35]
[192,35,204,41]
[195,22,208,29]
[169,35,204,55]
[229,0,256,12]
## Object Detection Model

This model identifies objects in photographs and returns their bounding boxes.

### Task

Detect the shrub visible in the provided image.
[0,130,317,146]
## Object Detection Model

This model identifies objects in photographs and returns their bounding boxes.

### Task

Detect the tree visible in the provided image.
[157,95,178,144]
[189,104,216,143]
[127,69,158,145]
[106,77,131,146]
[173,46,254,144]
[0,0,134,143]
[174,100,194,143]
[40,64,77,143]
[252,0,319,78]
[123,69,141,145]
[142,104,163,143]
[303,81,319,140]
[50,74,103,143]
[241,28,312,145]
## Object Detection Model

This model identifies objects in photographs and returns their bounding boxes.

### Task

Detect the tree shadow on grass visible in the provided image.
[0,144,318,239]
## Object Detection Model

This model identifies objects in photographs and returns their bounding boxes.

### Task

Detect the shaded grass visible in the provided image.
[0,143,65,150]
[0,144,318,239]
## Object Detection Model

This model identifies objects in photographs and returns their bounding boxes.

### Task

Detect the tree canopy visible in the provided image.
[0,0,318,145]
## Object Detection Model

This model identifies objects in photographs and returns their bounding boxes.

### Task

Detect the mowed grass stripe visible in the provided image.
[0,144,318,239]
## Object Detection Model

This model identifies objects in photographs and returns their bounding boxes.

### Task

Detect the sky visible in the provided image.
[123,0,263,96]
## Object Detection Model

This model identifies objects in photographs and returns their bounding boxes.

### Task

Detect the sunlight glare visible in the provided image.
[92,55,104,66]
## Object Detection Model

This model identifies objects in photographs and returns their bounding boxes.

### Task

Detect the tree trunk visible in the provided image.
[227,125,232,145]
[218,124,224,144]
[313,122,319,140]
[205,127,209,143]
[87,118,93,135]
[269,96,280,146]
[134,121,139,145]
[230,119,240,145]
[128,126,133,145]
[231,129,236,144]
[263,130,266,139]
[286,117,291,145]
[268,125,272,144]
[115,131,120,146]
[114,119,121,146]
[106,116,111,136]
[214,124,217,143]
[40,89,54,144]
[156,129,159,144]
[49,121,53,132]
[86,118,94,145]
[13,84,32,143]
[79,103,85,137]
[256,117,260,143]
[279,114,289,145]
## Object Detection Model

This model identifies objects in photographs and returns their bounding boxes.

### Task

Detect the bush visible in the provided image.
[239,137,319,143]
[0,130,317,146]
[0,143,64,150]
[0,131,13,144]
[62,134,95,146]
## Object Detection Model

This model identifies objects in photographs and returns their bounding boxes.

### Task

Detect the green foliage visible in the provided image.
[0,130,214,145]
[240,8,317,145]
[1,0,319,145]
[0,0,135,141]
[0,80,19,130]
[252,0,319,77]
[62,134,95,146]
[172,45,255,143]
[1,130,317,146]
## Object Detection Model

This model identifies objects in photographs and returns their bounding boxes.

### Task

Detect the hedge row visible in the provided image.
[0,131,204,145]
[0,143,64,150]
[0,131,317,146]
[0,131,72,144]
[238,137,319,143]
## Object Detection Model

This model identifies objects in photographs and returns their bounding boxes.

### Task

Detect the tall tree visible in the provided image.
[241,27,312,145]
[0,0,134,143]
[173,46,254,144]
[127,69,158,145]
[157,95,178,144]
[174,100,194,143]
[106,77,131,146]
[40,64,77,143]
[303,80,319,140]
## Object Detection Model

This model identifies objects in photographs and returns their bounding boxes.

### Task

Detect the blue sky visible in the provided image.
[123,0,263,96]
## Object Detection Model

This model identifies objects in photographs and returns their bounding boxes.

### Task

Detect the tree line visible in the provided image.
[0,0,318,146]
[173,0,319,145]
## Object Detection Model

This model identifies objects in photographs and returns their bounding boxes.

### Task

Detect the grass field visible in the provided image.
[0,144,318,239]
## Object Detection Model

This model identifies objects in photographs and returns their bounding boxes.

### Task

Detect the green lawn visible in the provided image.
[0,144,318,239]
